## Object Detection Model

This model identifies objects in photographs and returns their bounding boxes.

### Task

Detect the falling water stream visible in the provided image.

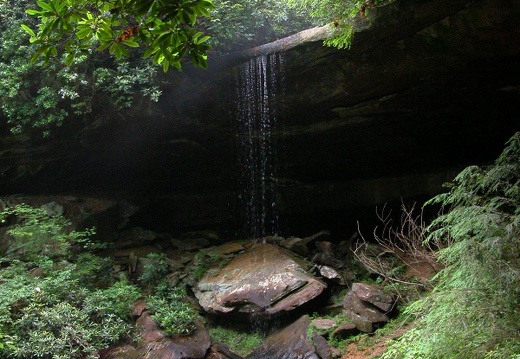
[236,53,285,240]
[235,54,286,334]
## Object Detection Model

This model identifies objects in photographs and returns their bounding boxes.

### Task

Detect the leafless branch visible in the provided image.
[353,202,447,290]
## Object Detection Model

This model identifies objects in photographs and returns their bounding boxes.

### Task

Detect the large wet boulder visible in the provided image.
[194,242,327,315]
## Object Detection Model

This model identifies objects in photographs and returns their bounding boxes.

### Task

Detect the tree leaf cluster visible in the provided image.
[22,0,213,71]
[0,0,163,134]
[287,0,364,49]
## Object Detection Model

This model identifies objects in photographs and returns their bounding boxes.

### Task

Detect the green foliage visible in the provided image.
[0,0,163,134]
[0,258,140,358]
[0,332,16,352]
[84,279,141,319]
[207,0,313,51]
[94,61,161,108]
[0,3,68,135]
[209,326,264,356]
[146,284,198,337]
[74,252,115,288]
[138,252,170,287]
[23,0,213,71]
[1,203,95,261]
[0,203,142,357]
[323,25,355,49]
[382,132,520,359]
[287,0,365,48]
[192,250,223,279]
[287,0,390,49]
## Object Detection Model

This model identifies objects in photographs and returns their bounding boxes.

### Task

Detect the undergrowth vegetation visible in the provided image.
[0,205,140,358]
[209,325,264,356]
[146,281,199,337]
[382,132,520,358]
[0,257,141,358]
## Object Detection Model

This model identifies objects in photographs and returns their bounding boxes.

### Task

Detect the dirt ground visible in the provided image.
[341,327,410,359]
[340,256,434,359]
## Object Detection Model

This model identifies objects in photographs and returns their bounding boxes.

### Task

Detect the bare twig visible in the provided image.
[353,202,447,290]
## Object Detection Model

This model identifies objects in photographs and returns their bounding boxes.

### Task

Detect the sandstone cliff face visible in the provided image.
[1,0,518,232]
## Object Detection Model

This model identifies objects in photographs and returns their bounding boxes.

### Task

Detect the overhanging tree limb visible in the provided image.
[205,0,473,70]
[233,24,336,58]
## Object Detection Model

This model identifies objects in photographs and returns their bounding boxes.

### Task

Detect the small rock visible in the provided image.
[316,241,334,256]
[312,318,337,331]
[137,319,210,359]
[263,235,284,245]
[313,332,334,359]
[112,246,159,259]
[317,265,344,284]
[171,237,210,251]
[280,236,309,256]
[28,267,45,277]
[115,227,157,249]
[132,300,147,317]
[331,323,358,339]
[349,312,374,333]
[136,311,165,342]
[302,230,331,245]
[351,282,394,312]
[330,346,341,359]
[342,290,390,333]
[312,252,346,269]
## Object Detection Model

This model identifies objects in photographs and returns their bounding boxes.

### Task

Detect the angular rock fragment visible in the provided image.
[342,283,395,333]
[351,282,394,312]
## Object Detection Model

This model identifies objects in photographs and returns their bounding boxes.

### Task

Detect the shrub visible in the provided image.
[0,203,94,261]
[74,252,115,288]
[0,205,141,358]
[138,252,170,287]
[0,260,140,358]
[382,132,520,358]
[146,285,198,337]
[209,326,264,356]
[356,202,442,280]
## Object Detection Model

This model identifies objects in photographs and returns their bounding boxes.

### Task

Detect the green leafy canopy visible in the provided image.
[22,0,214,71]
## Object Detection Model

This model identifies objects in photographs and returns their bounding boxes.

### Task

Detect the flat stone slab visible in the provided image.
[194,243,326,315]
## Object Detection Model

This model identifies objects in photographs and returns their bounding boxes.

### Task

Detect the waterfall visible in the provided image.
[236,53,285,240]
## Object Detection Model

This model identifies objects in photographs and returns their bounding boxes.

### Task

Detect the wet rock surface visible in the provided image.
[352,282,395,312]
[194,242,327,315]
[136,316,210,359]
[245,315,323,359]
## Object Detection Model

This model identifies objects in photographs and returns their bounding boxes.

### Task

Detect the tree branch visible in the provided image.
[206,24,338,69]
